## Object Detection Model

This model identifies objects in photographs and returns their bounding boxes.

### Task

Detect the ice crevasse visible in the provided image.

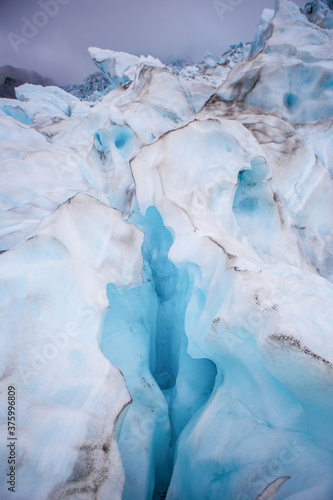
[0,0,333,499]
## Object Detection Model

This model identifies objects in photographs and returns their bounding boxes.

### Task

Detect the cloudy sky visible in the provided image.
[0,0,305,86]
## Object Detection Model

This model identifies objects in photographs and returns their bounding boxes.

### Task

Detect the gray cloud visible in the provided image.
[0,0,305,86]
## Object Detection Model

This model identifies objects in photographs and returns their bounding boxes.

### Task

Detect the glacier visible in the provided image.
[0,0,333,499]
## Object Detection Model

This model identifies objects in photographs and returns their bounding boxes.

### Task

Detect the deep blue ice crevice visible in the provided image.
[100,206,216,500]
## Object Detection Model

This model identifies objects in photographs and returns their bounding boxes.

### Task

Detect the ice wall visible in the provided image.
[0,0,333,499]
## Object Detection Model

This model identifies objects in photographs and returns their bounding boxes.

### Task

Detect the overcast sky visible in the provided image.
[0,0,305,86]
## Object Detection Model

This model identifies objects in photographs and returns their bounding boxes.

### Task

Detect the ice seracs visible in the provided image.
[88,48,164,89]
[64,72,113,102]
[301,0,333,28]
[216,0,333,123]
[0,0,333,499]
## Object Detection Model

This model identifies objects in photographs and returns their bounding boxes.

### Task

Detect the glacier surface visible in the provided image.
[0,1,333,499]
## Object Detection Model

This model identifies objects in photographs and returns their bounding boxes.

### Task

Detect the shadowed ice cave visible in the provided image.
[100,207,217,499]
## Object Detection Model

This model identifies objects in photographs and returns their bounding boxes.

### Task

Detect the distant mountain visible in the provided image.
[0,66,53,99]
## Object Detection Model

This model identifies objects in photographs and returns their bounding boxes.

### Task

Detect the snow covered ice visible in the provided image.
[0,0,333,499]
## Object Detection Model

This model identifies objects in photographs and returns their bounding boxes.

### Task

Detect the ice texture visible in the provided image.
[0,194,144,499]
[301,0,333,28]
[64,72,113,102]
[88,48,164,89]
[0,0,333,499]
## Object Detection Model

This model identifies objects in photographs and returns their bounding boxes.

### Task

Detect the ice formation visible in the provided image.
[301,0,333,28]
[0,0,333,499]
